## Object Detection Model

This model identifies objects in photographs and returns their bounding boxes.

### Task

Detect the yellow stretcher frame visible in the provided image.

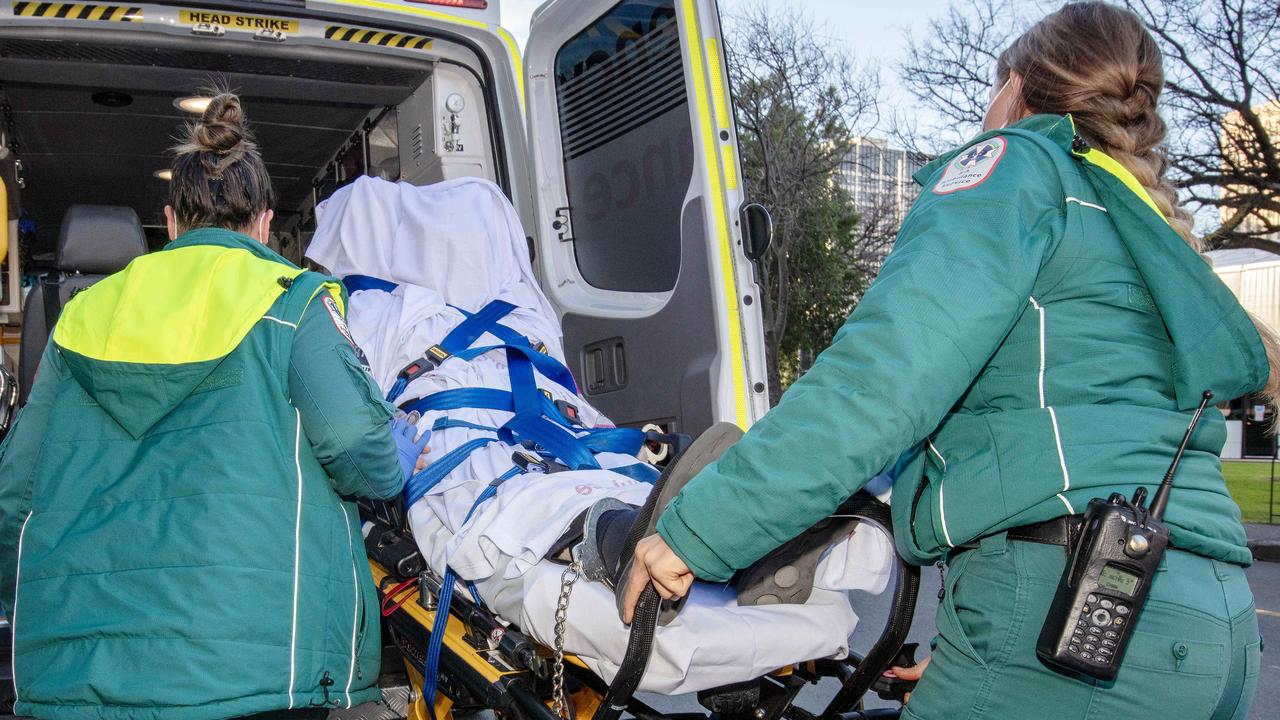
[364,488,919,720]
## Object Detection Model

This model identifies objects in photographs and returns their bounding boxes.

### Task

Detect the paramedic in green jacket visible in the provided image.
[0,93,427,719]
[625,4,1267,719]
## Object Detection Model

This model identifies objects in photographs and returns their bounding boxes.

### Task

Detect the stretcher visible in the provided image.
[359,487,920,720]
[307,175,922,720]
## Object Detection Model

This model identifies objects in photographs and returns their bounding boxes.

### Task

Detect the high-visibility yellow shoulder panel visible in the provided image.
[321,281,345,316]
[54,245,304,365]
[1079,148,1169,224]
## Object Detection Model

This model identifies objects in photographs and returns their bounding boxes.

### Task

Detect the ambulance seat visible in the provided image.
[18,205,147,404]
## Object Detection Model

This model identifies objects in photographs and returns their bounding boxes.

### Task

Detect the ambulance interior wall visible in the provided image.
[0,26,437,269]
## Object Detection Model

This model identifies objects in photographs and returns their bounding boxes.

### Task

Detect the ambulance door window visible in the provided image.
[554,0,688,293]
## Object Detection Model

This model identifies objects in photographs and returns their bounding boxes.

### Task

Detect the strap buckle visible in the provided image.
[512,449,549,474]
[398,345,452,382]
[555,399,581,426]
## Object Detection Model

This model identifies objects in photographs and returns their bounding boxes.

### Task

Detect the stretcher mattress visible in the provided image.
[308,176,895,694]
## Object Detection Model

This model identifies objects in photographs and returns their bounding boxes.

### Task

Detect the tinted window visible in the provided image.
[555,0,690,292]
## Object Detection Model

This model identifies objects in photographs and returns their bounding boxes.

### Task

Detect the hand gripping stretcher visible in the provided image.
[349,296,921,720]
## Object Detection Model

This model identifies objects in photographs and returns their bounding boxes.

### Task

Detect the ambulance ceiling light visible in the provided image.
[404,0,488,9]
[174,96,212,114]
[153,169,173,181]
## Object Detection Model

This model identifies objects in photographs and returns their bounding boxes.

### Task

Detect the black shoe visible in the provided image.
[577,422,744,625]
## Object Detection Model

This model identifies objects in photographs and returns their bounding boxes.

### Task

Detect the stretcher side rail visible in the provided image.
[817,492,921,719]
[359,490,919,720]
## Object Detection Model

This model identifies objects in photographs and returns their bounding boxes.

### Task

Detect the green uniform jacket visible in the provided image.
[0,228,405,719]
[658,114,1267,579]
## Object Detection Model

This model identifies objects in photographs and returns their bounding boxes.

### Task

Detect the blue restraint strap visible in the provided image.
[439,300,518,356]
[385,300,519,404]
[404,437,498,506]
[449,303,535,348]
[421,464,523,716]
[432,417,500,434]
[610,462,661,484]
[343,274,399,294]
[452,344,578,395]
[422,570,455,720]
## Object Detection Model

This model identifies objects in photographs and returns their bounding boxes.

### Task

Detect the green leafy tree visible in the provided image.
[724,2,879,399]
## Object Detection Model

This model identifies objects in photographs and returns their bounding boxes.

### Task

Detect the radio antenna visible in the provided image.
[1150,390,1214,520]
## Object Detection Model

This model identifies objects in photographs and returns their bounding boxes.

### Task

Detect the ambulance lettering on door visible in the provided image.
[178,10,299,34]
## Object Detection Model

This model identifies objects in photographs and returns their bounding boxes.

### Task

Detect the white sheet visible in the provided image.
[309,176,895,694]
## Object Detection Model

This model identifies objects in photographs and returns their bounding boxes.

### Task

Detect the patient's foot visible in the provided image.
[577,497,640,588]
[604,420,747,622]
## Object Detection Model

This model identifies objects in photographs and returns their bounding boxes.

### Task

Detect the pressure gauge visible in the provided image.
[444,93,466,114]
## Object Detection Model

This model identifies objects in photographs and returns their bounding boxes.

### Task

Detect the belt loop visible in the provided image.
[980,531,1009,557]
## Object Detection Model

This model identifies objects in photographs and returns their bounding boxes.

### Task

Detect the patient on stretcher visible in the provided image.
[306,176,895,695]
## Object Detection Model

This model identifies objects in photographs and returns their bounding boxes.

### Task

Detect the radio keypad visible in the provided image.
[1067,594,1131,666]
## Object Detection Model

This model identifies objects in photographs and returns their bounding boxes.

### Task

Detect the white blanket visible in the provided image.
[308,176,895,694]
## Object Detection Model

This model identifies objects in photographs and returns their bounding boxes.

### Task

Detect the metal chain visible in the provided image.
[551,561,581,719]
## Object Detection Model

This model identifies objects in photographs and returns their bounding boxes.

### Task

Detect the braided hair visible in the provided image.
[997,1,1280,414]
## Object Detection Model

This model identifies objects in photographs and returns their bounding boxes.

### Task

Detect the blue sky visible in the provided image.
[499,0,945,64]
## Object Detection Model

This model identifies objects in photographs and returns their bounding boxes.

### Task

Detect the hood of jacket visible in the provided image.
[919,114,1269,409]
[51,228,305,437]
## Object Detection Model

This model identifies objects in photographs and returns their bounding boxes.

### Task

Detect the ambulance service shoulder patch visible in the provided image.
[323,295,356,347]
[933,136,1007,195]
[323,294,372,369]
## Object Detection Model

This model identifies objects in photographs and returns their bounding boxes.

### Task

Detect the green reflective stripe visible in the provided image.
[54,245,304,364]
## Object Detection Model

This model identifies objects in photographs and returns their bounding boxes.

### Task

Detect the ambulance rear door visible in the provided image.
[525,0,769,437]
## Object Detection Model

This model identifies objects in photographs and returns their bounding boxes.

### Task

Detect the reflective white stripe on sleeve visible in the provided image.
[11,511,32,704]
[340,503,359,708]
[1031,297,1074,507]
[288,409,303,709]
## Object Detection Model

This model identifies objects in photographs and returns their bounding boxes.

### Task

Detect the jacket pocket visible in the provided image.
[338,503,370,687]
[339,347,394,422]
[935,550,989,669]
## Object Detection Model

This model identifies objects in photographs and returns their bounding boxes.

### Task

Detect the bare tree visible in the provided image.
[1131,0,1280,250]
[850,193,905,282]
[725,2,881,399]
[899,0,1280,251]
[896,0,1032,154]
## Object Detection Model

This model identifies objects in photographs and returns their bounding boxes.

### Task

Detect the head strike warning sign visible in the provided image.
[179,10,299,33]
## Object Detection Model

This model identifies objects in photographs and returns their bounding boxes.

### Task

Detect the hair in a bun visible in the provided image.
[168,90,275,233]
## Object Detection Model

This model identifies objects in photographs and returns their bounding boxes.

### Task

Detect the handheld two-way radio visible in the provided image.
[1035,390,1214,681]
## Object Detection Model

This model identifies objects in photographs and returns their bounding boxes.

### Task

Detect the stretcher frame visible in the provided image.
[361,490,920,720]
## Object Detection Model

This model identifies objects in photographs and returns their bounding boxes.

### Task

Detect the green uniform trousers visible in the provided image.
[903,535,1261,720]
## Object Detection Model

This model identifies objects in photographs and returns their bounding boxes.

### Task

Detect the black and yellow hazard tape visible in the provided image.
[324,25,432,50]
[12,2,142,21]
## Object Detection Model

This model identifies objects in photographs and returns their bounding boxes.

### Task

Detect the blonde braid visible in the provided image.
[1000,1,1280,415]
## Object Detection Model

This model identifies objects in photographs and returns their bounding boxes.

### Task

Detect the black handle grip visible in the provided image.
[870,642,919,704]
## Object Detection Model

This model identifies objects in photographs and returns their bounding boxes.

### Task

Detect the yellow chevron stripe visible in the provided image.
[323,24,431,50]
[11,2,140,21]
